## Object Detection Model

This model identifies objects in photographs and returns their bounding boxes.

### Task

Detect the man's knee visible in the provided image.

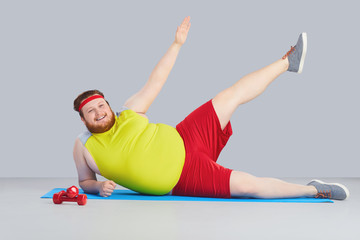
[212,89,238,131]
[229,171,259,197]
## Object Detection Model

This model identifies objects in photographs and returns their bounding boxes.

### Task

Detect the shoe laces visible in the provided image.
[315,190,332,199]
[282,46,296,59]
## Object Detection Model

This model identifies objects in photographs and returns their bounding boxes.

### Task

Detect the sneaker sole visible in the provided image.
[310,179,350,200]
[297,32,307,74]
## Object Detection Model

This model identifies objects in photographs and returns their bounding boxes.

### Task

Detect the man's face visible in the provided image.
[81,97,116,133]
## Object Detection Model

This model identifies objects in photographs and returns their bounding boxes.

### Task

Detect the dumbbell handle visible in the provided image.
[59,195,79,202]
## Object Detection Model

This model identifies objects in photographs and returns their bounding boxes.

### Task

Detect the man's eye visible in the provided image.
[88,110,93,113]
[100,104,104,107]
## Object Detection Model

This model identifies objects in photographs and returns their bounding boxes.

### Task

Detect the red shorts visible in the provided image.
[172,99,233,198]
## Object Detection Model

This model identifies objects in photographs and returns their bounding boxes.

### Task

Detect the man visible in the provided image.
[73,16,349,200]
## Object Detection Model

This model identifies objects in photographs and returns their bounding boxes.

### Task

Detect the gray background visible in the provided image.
[0,0,359,178]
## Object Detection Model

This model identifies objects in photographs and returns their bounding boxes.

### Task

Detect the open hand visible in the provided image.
[99,180,116,197]
[175,16,191,46]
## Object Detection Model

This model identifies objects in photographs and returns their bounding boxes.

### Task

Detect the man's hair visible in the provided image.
[73,89,110,118]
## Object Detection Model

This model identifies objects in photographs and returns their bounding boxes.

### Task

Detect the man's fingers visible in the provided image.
[185,16,191,26]
[181,16,190,27]
[184,16,190,23]
[102,191,112,197]
[105,187,114,192]
[100,180,116,197]
[180,17,191,32]
[181,16,187,25]
[105,180,116,188]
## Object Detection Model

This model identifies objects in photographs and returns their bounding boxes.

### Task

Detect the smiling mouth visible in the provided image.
[96,115,106,121]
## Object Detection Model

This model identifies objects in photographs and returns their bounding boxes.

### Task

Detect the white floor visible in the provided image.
[0,177,359,240]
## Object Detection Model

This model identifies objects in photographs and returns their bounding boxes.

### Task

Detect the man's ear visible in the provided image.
[81,117,86,124]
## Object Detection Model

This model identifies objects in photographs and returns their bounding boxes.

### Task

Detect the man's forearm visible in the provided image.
[147,41,182,90]
[124,42,182,113]
[79,179,101,194]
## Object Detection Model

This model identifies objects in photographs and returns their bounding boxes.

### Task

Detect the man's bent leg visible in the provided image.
[212,58,289,130]
[229,171,317,198]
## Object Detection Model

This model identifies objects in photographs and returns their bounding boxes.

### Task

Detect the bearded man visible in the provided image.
[73,16,349,200]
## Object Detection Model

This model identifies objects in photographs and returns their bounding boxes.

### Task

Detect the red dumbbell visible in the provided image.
[66,185,79,198]
[53,186,87,205]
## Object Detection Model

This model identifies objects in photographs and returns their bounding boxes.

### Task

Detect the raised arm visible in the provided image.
[124,16,191,114]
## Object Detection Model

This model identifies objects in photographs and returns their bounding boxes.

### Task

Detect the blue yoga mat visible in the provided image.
[41,188,333,203]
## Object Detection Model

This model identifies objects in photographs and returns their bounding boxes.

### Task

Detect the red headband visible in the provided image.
[78,95,104,112]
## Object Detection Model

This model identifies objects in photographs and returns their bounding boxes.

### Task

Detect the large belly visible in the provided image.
[86,123,186,195]
[120,126,185,194]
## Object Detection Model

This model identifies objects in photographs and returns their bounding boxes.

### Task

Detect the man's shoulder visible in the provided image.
[77,131,92,145]
[116,106,130,117]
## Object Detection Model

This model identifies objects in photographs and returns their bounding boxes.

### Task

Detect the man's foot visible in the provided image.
[307,179,350,200]
[282,32,308,73]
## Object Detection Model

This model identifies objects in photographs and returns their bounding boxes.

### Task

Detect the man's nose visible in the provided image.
[94,110,104,118]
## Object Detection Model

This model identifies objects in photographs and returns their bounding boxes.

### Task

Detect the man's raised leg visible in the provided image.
[212,58,288,130]
[212,33,307,130]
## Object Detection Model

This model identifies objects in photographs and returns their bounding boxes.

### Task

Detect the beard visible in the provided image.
[84,111,116,133]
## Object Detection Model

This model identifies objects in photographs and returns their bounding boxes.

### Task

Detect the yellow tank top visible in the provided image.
[80,109,185,195]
